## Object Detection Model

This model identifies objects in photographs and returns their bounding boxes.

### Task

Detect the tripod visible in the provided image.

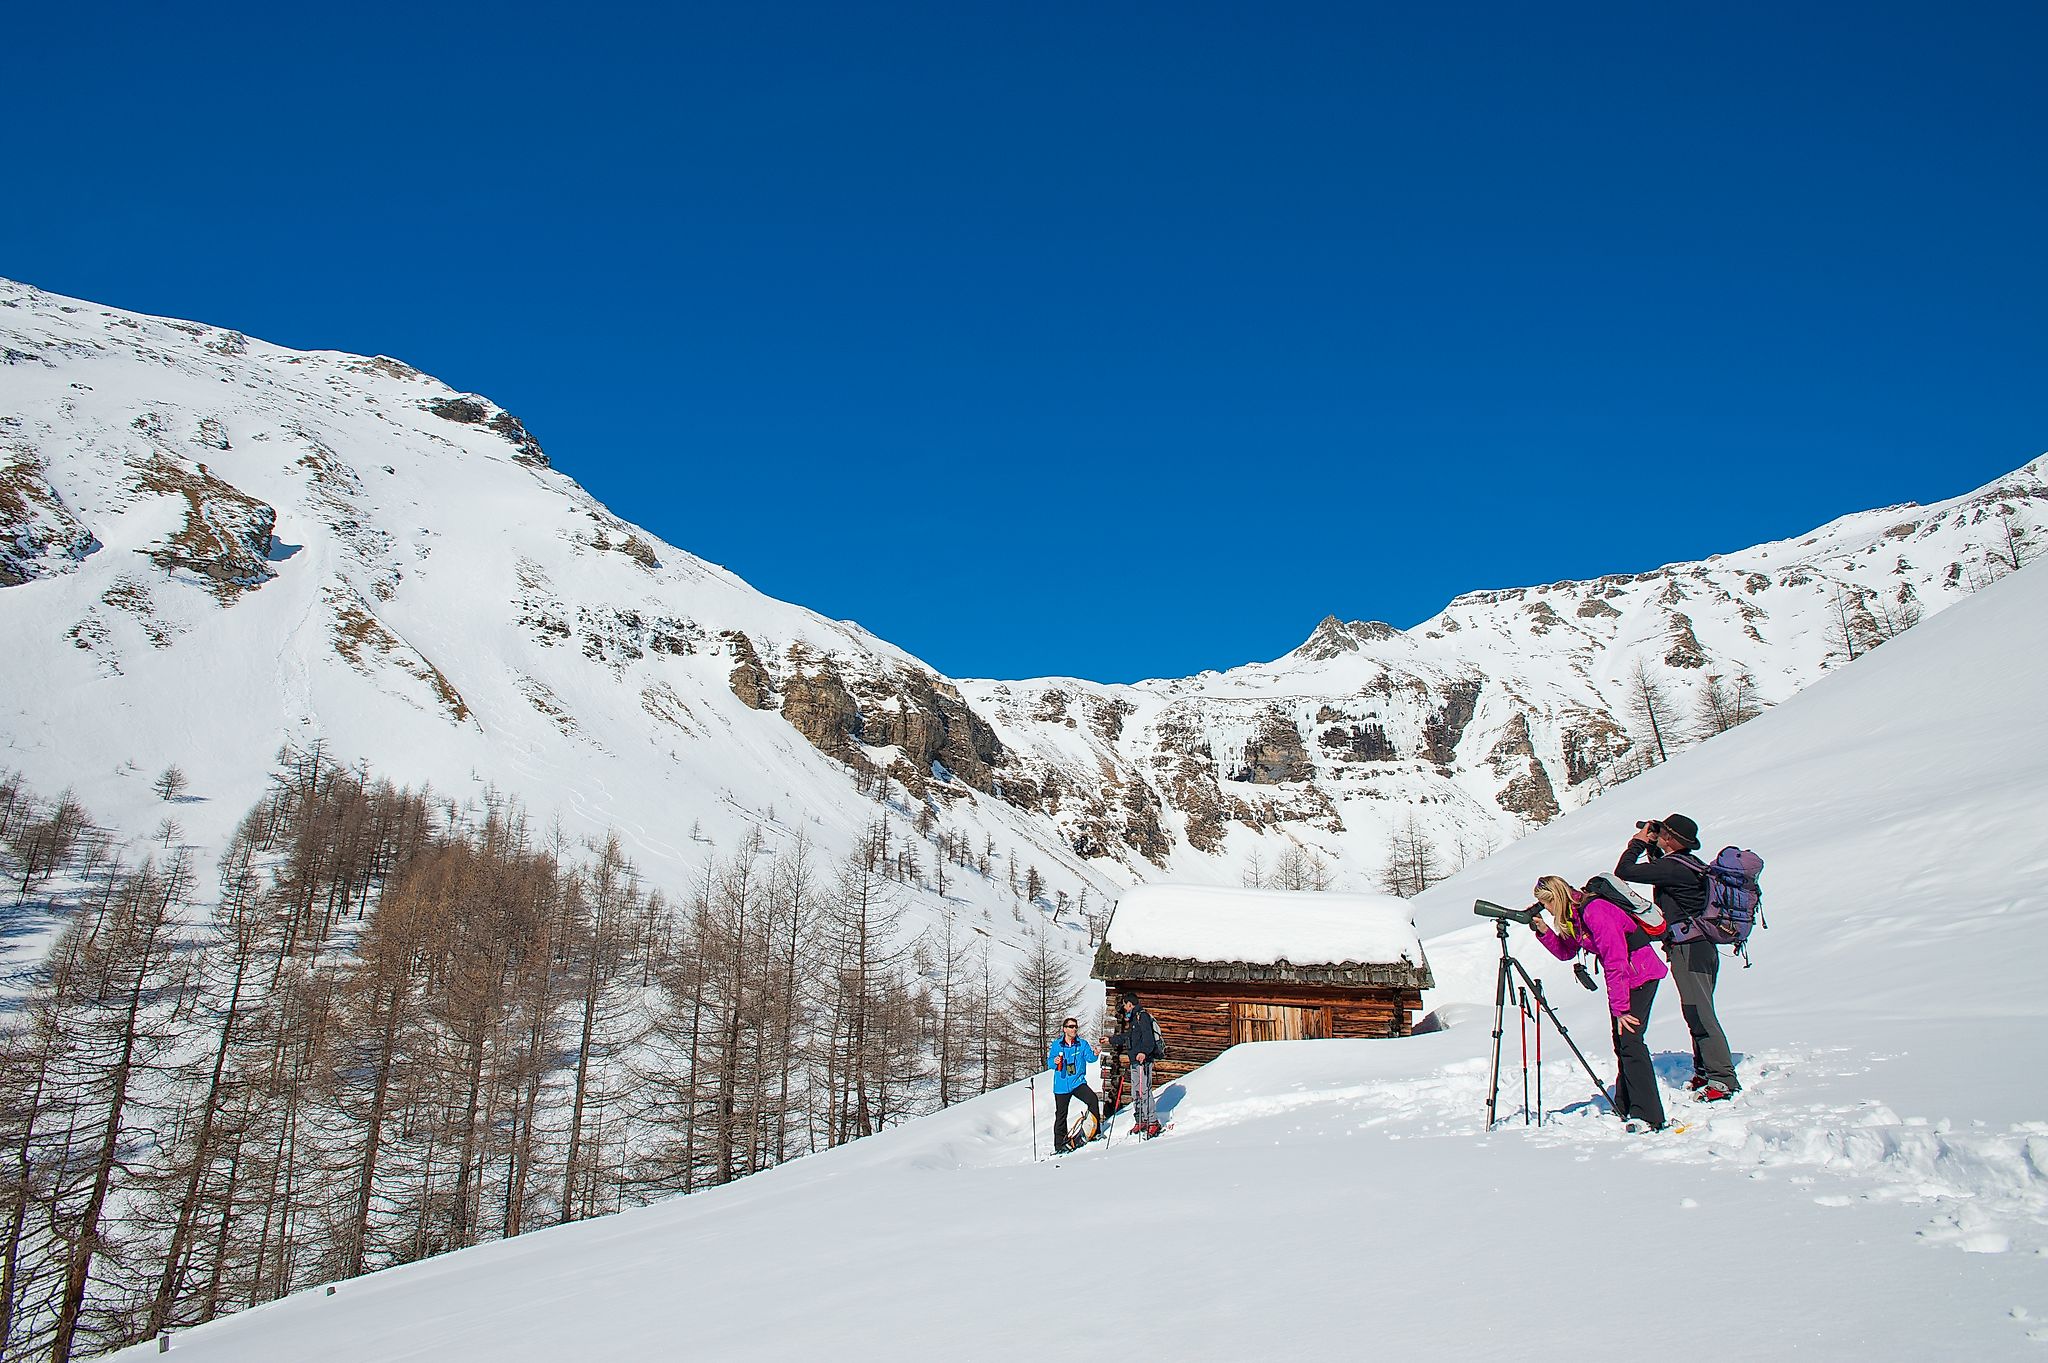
[1485,919,1614,1128]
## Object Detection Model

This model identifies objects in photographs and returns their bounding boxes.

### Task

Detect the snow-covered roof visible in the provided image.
[1101,884,1427,970]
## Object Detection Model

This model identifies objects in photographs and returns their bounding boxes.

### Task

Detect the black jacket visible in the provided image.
[1109,1005,1162,1065]
[1614,842,1708,922]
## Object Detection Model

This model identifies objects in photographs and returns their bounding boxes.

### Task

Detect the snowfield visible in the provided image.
[106,562,2048,1359]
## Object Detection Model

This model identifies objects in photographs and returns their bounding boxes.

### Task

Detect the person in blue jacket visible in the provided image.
[1046,1016,1101,1153]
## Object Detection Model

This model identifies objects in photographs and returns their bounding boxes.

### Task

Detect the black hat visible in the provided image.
[1661,813,1701,850]
[1119,990,1139,1008]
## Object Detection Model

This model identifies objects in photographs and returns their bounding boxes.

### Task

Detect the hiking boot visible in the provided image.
[1694,1085,1734,1103]
[1684,1075,1709,1092]
[1622,1118,1665,1134]
[1146,1122,1162,1138]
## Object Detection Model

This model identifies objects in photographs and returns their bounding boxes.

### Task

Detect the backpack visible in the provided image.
[1697,846,1766,956]
[1144,1011,1168,1064]
[1581,872,1666,942]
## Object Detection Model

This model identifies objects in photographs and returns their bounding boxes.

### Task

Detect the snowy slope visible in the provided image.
[0,278,1108,972]
[7,277,2045,949]
[106,561,2048,1362]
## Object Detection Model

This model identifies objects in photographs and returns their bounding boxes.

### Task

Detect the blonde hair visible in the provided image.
[1533,876,1581,933]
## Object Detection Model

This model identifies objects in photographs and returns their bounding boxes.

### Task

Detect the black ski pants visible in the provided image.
[1610,979,1665,1129]
[1054,1084,1101,1150]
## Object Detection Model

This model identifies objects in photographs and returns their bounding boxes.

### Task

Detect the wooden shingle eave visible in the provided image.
[1093,946,1434,992]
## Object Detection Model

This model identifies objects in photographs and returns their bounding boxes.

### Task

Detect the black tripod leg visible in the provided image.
[1486,938,1512,1129]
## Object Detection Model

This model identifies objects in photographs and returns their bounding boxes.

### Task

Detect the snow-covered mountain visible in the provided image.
[960,457,2046,881]
[3,275,2044,944]
[104,521,2048,1363]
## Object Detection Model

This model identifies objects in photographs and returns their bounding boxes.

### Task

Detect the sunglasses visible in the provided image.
[1062,1023,1079,1030]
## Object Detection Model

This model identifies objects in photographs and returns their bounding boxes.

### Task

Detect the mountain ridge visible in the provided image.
[3,276,2043,927]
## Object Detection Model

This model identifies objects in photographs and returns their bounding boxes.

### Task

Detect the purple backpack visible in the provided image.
[1694,846,1766,958]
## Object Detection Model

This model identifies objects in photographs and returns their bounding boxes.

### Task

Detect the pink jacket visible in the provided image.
[1535,897,1668,1017]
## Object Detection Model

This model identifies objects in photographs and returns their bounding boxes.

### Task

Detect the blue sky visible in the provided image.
[9,3,2043,682]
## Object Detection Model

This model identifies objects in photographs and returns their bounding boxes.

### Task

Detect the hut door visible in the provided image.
[1233,1003,1330,1043]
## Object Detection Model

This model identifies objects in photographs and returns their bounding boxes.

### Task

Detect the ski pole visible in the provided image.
[1534,983,1545,1123]
[1518,986,1531,1125]
[1030,1074,1038,1162]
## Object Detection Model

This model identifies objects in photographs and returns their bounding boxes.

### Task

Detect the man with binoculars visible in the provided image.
[1614,813,1741,1102]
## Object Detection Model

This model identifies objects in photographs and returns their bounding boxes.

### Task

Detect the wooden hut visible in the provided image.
[1093,884,1434,1084]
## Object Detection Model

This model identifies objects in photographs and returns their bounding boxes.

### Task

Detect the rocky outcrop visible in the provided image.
[423,395,549,467]
[1488,713,1560,823]
[1559,708,1629,786]
[1317,721,1397,763]
[576,607,704,669]
[1422,680,1483,766]
[1087,695,1135,745]
[1235,712,1313,784]
[780,661,861,761]
[1153,709,1229,853]
[728,638,1008,797]
[725,631,775,710]
[1,447,98,586]
[1523,600,1567,635]
[129,451,276,602]
[1663,612,1709,668]
[1293,616,1400,661]
[853,670,1006,793]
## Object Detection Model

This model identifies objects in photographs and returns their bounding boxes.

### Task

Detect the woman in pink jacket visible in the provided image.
[1531,875,1668,1131]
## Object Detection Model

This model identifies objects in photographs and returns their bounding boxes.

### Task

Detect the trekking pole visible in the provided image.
[1518,986,1531,1125]
[1103,1058,1127,1148]
[1030,1074,1039,1162]
[1533,980,1545,1123]
[1515,964,1616,1118]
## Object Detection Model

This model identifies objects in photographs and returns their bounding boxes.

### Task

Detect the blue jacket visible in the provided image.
[1046,1037,1096,1095]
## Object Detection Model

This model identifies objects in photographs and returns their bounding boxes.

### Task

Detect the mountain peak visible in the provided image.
[1291,615,1401,661]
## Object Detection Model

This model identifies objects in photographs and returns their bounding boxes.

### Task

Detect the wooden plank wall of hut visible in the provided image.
[1099,982,1424,1087]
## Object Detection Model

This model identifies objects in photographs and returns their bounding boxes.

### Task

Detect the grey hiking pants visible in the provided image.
[1127,1058,1156,1130]
[1664,938,1738,1090]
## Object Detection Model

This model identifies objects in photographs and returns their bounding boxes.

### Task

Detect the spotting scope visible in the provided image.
[1472,898,1540,925]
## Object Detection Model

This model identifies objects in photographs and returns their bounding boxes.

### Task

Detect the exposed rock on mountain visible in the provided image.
[2,274,2043,911]
[1,447,99,585]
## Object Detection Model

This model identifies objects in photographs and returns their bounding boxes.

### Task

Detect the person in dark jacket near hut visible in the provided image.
[1046,1017,1101,1153]
[1105,991,1163,1138]
[1614,813,1741,1101]
[1530,875,1667,1131]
